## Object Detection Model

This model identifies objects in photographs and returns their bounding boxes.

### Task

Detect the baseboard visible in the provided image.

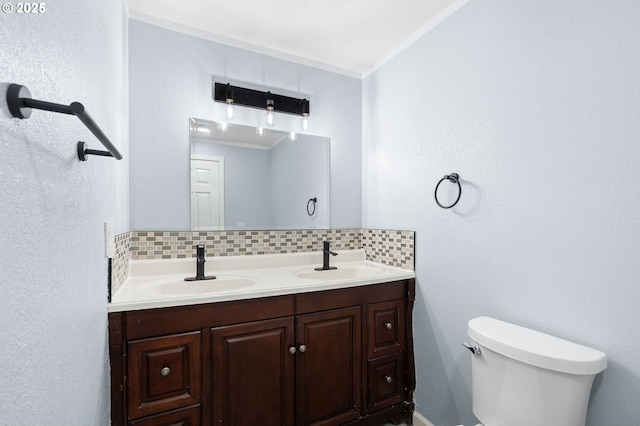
[413,411,435,426]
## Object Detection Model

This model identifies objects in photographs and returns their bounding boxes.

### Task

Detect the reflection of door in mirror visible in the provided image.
[190,155,225,230]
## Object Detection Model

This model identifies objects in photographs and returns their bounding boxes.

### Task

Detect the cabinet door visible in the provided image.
[296,306,362,426]
[127,332,201,419]
[211,317,295,426]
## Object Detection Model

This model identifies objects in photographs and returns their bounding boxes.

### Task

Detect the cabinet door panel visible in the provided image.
[296,306,361,426]
[211,317,295,426]
[127,332,201,419]
[367,353,404,413]
[367,300,405,359]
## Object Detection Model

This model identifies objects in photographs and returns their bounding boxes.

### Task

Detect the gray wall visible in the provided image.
[363,0,640,424]
[129,20,362,231]
[0,0,129,423]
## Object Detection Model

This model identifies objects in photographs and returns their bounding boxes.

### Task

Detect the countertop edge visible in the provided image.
[108,267,415,313]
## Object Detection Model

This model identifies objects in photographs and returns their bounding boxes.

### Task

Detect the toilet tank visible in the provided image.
[467,316,606,426]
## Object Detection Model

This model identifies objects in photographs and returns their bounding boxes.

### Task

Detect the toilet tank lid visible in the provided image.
[467,316,607,375]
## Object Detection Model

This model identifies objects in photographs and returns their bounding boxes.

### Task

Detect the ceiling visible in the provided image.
[126,0,468,78]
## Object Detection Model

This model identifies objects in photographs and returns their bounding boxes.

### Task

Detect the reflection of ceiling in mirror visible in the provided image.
[190,118,287,150]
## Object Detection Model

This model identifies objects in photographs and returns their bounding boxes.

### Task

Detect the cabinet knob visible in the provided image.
[385,375,393,383]
[289,346,297,355]
[299,344,307,353]
[160,367,171,377]
[384,322,393,330]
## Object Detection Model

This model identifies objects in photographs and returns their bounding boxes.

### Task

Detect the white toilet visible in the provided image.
[464,316,607,426]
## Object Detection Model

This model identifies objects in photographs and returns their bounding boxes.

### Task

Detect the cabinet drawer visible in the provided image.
[127,331,201,419]
[367,353,404,413]
[128,404,200,425]
[366,300,405,358]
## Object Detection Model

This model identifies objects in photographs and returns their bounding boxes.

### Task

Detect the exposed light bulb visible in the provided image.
[266,95,275,127]
[301,98,310,131]
[224,83,234,120]
[290,131,297,141]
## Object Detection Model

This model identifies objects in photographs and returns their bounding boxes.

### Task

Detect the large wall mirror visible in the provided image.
[189,118,330,231]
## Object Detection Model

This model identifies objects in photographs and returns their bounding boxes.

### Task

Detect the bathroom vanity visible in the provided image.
[108,250,416,426]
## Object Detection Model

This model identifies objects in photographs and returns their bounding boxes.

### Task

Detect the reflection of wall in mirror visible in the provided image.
[270,134,329,229]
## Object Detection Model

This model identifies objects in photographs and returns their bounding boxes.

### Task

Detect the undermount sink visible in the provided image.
[295,264,385,281]
[153,276,256,296]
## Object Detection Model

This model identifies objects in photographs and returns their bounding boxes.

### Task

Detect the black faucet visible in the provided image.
[196,244,206,278]
[315,240,338,271]
[185,244,216,281]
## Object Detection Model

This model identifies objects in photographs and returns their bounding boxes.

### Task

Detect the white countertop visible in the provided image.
[109,249,415,312]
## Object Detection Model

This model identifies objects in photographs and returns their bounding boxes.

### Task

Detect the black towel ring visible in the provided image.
[307,197,317,216]
[434,173,461,209]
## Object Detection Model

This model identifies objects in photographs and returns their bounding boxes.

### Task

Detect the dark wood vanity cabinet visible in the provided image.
[109,279,415,426]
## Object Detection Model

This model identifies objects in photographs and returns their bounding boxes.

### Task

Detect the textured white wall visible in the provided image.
[363,0,640,424]
[129,20,362,231]
[0,0,128,424]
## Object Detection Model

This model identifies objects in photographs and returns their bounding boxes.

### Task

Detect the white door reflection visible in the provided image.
[190,155,225,230]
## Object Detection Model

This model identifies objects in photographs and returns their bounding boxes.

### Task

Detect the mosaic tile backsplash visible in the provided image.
[363,229,415,269]
[111,233,131,297]
[111,228,414,296]
[130,229,363,259]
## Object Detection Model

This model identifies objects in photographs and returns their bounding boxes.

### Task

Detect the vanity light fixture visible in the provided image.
[266,94,275,126]
[224,83,234,120]
[213,82,310,127]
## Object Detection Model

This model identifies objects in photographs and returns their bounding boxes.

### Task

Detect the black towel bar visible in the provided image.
[6,83,123,161]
